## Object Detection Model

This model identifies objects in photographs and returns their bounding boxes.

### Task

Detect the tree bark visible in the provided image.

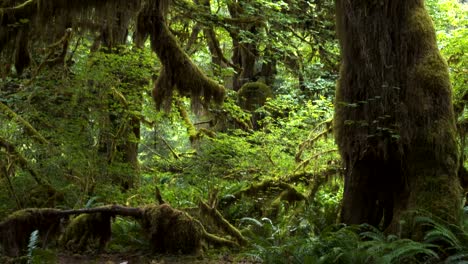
[334,0,462,235]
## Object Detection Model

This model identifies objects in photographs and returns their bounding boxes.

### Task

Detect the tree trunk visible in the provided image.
[97,19,142,190]
[334,0,462,235]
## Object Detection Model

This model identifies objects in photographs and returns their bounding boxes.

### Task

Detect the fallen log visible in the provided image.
[0,204,239,257]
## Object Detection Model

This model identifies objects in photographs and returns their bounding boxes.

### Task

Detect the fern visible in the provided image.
[417,216,468,251]
[381,239,438,264]
[85,196,102,208]
[27,230,39,264]
[445,253,468,263]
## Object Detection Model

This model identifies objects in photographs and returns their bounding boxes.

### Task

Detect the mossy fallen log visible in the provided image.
[0,204,239,256]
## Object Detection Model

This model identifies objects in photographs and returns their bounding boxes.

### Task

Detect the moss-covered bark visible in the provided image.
[334,0,462,234]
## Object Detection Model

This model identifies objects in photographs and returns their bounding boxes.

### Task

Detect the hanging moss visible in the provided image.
[137,0,225,112]
[0,0,142,73]
[59,212,113,253]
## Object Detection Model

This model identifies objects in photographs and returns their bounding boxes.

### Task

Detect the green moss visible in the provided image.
[140,204,203,254]
[0,208,62,256]
[406,7,437,50]
[238,82,273,111]
[406,171,462,228]
[413,53,451,94]
[148,3,226,111]
[59,213,112,252]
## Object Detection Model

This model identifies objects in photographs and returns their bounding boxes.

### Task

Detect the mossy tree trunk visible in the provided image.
[97,18,143,190]
[334,0,462,234]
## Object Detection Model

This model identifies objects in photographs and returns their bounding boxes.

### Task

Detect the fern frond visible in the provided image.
[382,239,438,264]
[240,217,263,228]
[27,230,39,264]
[445,253,468,263]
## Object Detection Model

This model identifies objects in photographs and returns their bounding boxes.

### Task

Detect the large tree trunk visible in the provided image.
[334,0,462,235]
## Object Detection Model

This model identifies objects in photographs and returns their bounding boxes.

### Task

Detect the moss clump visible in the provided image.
[0,208,63,256]
[59,213,113,252]
[237,82,273,111]
[140,204,203,254]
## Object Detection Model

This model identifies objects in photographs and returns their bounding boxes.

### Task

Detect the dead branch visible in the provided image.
[160,136,180,159]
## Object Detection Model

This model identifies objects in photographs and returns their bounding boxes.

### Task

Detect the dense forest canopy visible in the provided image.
[0,0,467,263]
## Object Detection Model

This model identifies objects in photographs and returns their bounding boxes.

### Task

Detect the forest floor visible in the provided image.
[56,253,257,264]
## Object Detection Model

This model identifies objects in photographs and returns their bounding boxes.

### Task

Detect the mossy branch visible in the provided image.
[0,0,37,28]
[294,148,338,172]
[0,136,46,185]
[295,118,333,162]
[139,0,226,111]
[0,101,49,144]
[175,97,217,142]
[175,97,198,141]
[199,200,248,246]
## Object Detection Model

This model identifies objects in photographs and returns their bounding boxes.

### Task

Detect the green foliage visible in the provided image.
[427,0,468,118]
[108,217,150,252]
[245,223,442,264]
[0,0,466,261]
